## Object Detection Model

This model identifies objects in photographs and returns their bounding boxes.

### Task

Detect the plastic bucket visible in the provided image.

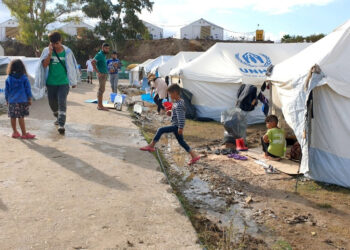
[163,102,172,111]
[110,93,117,102]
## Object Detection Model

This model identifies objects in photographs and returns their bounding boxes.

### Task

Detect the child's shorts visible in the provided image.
[8,103,29,118]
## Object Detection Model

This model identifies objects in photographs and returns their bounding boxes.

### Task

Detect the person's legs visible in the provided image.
[18,117,27,135]
[57,84,70,127]
[11,118,18,134]
[47,85,59,118]
[149,126,178,147]
[154,94,164,113]
[110,74,118,93]
[174,130,191,152]
[97,74,107,109]
[261,137,269,153]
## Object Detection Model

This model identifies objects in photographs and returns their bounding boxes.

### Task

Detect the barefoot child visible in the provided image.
[5,59,35,139]
[140,84,200,165]
[261,115,285,161]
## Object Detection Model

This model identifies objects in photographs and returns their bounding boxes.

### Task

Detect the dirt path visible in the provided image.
[0,82,200,249]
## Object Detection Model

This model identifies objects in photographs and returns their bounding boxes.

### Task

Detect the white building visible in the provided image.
[180,18,224,40]
[142,21,163,40]
[0,19,19,41]
[49,21,94,37]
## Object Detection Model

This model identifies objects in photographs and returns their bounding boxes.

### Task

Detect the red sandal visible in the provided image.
[188,156,201,165]
[12,132,21,139]
[140,146,156,152]
[21,133,36,140]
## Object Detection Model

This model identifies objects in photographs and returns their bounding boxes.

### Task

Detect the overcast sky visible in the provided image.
[1,0,349,41]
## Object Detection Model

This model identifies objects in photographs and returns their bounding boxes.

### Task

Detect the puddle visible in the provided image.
[160,136,274,245]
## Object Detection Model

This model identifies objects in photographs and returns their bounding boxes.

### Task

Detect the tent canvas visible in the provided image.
[143,55,173,74]
[269,20,350,187]
[158,51,203,77]
[175,42,311,123]
[130,59,153,85]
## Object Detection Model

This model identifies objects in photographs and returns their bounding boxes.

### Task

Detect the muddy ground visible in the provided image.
[127,90,350,250]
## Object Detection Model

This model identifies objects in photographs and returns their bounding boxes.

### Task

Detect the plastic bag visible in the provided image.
[221,107,248,141]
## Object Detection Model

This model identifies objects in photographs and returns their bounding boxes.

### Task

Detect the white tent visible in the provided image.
[0,56,40,80]
[175,42,311,123]
[0,44,4,56]
[143,55,173,74]
[158,51,203,77]
[130,59,154,85]
[269,20,350,187]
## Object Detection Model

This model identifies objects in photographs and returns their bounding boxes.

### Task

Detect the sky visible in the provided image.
[0,0,349,41]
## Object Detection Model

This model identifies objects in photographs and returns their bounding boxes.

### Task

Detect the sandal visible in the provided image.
[188,156,201,165]
[21,133,36,140]
[140,146,156,152]
[12,132,21,139]
[228,153,248,161]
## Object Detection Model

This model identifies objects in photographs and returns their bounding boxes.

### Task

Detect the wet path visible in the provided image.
[0,83,200,249]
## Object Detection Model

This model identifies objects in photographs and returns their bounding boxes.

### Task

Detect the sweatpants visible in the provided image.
[110,74,119,93]
[154,94,165,113]
[47,84,70,127]
[154,125,191,152]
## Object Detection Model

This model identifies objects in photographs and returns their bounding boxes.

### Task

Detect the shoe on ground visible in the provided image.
[12,132,21,139]
[58,126,65,135]
[21,133,36,139]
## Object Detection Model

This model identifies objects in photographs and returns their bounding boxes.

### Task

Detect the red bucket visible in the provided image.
[163,102,172,111]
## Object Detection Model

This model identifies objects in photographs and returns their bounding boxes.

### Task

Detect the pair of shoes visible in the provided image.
[215,148,237,155]
[21,133,36,139]
[140,146,156,152]
[58,126,65,135]
[188,156,201,165]
[12,132,21,139]
[228,153,248,161]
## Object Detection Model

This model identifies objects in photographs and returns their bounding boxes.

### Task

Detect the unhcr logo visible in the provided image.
[235,52,272,76]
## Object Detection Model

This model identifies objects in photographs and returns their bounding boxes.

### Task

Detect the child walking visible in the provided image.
[261,115,285,161]
[5,59,35,139]
[140,84,200,165]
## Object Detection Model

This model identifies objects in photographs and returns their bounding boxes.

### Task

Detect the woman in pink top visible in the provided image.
[148,74,168,114]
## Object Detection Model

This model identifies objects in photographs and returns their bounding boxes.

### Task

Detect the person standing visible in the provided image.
[86,56,94,84]
[92,43,110,111]
[107,51,121,93]
[148,74,167,114]
[37,31,80,135]
[5,59,35,139]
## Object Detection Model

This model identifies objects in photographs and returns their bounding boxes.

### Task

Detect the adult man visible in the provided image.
[37,31,80,135]
[92,43,110,111]
[86,55,94,84]
[107,51,121,93]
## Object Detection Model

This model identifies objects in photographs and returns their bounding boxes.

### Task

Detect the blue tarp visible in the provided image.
[141,93,167,104]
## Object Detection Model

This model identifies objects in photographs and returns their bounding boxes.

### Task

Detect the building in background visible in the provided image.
[256,29,265,41]
[142,20,163,40]
[48,21,94,37]
[0,19,19,41]
[180,18,224,40]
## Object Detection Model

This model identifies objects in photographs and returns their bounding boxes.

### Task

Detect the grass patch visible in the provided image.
[316,203,332,209]
[272,240,292,250]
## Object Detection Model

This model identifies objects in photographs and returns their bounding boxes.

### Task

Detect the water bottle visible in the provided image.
[0,88,5,105]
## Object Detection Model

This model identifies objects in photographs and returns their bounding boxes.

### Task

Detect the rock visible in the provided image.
[311,231,317,236]
[245,196,253,204]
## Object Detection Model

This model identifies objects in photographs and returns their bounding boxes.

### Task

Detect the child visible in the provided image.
[5,59,35,139]
[148,73,167,115]
[261,115,285,161]
[140,84,200,165]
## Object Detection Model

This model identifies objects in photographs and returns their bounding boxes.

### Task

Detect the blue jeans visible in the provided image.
[110,74,119,93]
[154,126,191,152]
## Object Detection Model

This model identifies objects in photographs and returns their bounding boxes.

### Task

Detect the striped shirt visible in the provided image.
[172,99,186,129]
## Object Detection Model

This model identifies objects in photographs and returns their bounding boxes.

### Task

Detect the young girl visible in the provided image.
[5,59,36,139]
[140,84,200,165]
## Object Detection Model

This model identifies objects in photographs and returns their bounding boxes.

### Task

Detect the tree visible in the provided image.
[3,0,80,55]
[81,0,153,50]
[281,33,325,43]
